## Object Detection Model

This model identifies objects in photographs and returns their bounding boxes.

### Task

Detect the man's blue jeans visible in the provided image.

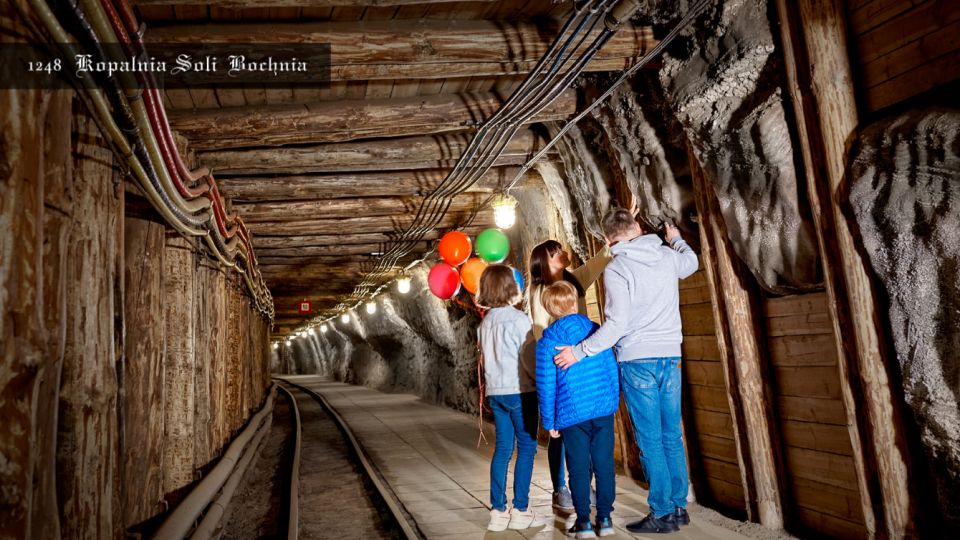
[488,392,539,512]
[620,358,688,517]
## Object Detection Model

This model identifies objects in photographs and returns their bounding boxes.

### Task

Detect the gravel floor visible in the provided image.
[221,394,294,539]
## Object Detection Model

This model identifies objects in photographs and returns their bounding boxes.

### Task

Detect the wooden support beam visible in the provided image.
[255,242,431,259]
[775,1,915,537]
[249,209,493,236]
[200,130,545,175]
[170,91,575,149]
[234,194,484,222]
[250,226,491,249]
[690,151,785,528]
[218,168,541,203]
[134,0,491,6]
[146,20,656,81]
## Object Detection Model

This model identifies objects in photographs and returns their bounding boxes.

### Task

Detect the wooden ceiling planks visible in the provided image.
[138,0,611,321]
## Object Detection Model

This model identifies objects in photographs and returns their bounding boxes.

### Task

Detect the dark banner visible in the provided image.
[0,42,331,89]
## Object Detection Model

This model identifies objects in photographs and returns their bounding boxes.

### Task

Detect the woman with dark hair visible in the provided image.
[527,239,611,512]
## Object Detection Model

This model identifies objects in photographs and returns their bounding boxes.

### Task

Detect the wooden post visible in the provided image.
[774,1,914,537]
[690,149,784,528]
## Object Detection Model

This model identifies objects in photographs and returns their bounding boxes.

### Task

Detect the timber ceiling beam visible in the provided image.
[145,20,656,80]
[234,194,484,222]
[169,91,575,149]
[133,0,491,6]
[218,168,541,203]
[250,224,491,249]
[249,209,493,236]
[199,130,546,175]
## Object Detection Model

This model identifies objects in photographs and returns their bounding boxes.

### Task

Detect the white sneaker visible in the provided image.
[508,507,547,529]
[488,508,510,531]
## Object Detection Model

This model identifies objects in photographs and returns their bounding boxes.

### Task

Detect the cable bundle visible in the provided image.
[11,0,274,319]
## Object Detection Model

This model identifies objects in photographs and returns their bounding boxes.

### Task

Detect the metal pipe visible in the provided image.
[154,385,278,540]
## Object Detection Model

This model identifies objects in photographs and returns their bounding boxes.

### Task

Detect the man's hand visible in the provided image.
[664,221,681,244]
[554,346,578,370]
[549,429,561,439]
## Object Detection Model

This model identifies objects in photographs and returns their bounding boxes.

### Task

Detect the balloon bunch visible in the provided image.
[427,228,522,300]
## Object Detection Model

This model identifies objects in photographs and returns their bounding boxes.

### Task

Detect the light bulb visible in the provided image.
[366,301,377,314]
[491,193,518,229]
[320,324,328,333]
[272,343,278,350]
[341,313,350,323]
[307,328,316,336]
[285,339,292,346]
[397,276,412,294]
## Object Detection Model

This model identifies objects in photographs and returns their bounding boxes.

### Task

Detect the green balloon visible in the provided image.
[476,228,510,263]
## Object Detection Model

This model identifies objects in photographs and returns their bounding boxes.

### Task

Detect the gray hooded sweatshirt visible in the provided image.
[572,234,698,362]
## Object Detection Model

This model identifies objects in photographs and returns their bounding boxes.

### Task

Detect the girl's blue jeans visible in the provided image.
[488,392,539,512]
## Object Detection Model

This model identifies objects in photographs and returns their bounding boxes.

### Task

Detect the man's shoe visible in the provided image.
[487,508,510,531]
[568,520,597,539]
[553,486,575,511]
[507,507,547,529]
[662,507,690,526]
[595,516,615,537]
[625,512,680,534]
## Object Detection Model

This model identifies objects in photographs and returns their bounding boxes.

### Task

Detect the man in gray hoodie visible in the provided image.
[554,207,698,534]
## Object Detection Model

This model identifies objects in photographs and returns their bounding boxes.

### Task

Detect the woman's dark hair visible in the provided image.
[528,240,585,297]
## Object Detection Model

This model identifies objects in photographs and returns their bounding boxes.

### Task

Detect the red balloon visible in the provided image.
[438,231,472,266]
[460,257,488,295]
[428,263,461,300]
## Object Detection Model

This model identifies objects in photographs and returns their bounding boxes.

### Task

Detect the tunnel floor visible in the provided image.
[277,376,770,539]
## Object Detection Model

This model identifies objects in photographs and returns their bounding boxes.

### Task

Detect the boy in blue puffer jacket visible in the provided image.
[536,281,619,538]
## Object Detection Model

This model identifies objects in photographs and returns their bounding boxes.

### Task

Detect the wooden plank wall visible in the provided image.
[762,292,867,538]
[680,269,747,517]
[847,0,960,112]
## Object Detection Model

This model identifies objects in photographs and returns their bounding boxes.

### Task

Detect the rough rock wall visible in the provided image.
[657,0,821,293]
[588,73,697,242]
[848,108,960,528]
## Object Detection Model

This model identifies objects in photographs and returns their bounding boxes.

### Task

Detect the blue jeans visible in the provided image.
[620,358,688,517]
[562,414,616,523]
[488,392,539,512]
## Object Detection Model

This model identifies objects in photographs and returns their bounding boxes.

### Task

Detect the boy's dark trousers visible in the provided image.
[561,414,616,524]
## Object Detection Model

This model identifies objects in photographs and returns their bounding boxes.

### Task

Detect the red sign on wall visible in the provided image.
[298,299,312,314]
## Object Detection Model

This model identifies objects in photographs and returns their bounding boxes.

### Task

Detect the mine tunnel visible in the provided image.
[2,0,959,538]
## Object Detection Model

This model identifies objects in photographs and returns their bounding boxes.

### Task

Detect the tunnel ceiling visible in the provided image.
[141,0,659,334]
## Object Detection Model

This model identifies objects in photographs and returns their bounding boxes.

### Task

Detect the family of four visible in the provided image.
[476,207,698,538]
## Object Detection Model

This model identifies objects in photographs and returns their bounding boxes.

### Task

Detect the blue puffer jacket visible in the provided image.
[536,313,619,431]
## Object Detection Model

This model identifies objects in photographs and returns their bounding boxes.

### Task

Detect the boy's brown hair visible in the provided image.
[541,280,579,319]
[475,264,522,309]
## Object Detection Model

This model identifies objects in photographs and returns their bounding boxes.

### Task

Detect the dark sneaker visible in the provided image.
[662,507,690,526]
[568,520,597,539]
[595,516,615,537]
[553,486,574,511]
[625,512,680,534]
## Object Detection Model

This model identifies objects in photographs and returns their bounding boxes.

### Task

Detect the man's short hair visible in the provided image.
[541,281,579,319]
[601,207,638,239]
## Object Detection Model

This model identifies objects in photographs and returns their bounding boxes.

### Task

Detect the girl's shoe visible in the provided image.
[508,507,547,529]
[488,508,510,531]
[596,516,615,537]
[568,520,597,539]
[553,486,574,511]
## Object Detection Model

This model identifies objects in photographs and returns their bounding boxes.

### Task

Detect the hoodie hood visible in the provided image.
[610,234,665,265]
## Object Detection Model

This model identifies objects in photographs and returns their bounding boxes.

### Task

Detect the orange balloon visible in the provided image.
[460,257,488,295]
[438,231,472,266]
